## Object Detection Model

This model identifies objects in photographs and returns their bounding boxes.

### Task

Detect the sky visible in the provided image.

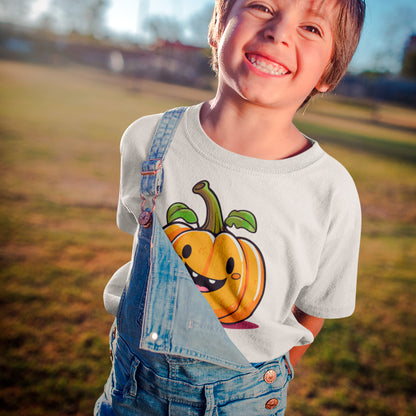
[29,0,416,74]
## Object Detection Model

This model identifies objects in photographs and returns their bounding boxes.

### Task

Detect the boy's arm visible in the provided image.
[289,306,325,367]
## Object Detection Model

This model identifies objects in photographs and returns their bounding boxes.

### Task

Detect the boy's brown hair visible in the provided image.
[208,0,366,100]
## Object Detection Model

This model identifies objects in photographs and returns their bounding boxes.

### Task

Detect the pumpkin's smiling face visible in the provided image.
[163,180,265,326]
[172,230,246,319]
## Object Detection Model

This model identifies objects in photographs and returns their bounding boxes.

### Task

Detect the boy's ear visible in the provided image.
[315,61,333,92]
[208,34,218,48]
[316,82,330,93]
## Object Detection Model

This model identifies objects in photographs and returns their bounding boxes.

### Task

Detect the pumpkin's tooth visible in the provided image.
[209,279,216,285]
[192,271,198,278]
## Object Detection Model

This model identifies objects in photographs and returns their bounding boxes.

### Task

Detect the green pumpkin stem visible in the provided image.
[192,181,224,235]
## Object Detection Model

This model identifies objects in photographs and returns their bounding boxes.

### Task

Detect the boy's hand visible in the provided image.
[289,306,324,367]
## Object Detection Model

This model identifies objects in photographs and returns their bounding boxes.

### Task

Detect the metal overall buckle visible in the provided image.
[139,196,156,228]
[139,159,162,228]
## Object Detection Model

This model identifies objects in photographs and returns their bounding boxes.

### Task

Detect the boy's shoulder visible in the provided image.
[120,112,165,153]
[326,152,357,187]
[120,105,194,154]
[315,148,361,208]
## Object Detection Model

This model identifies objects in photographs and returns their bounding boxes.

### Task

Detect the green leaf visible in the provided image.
[167,203,198,224]
[225,210,257,233]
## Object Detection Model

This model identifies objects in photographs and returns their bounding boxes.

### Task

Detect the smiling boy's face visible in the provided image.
[213,0,339,111]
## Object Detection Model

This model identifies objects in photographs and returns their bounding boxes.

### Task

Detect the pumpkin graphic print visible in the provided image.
[164,181,265,328]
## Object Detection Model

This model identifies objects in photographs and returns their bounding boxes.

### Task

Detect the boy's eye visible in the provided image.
[302,25,322,36]
[249,4,273,15]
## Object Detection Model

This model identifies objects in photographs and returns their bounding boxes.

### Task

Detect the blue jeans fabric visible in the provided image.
[94,108,294,415]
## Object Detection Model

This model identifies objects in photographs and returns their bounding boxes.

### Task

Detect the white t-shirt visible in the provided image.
[104,104,361,363]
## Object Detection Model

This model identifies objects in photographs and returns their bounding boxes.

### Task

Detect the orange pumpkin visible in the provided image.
[164,181,265,325]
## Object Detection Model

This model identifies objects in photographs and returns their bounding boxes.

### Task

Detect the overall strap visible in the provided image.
[139,107,186,226]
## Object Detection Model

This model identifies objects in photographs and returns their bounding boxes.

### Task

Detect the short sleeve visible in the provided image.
[295,174,361,319]
[116,114,161,235]
[103,261,131,315]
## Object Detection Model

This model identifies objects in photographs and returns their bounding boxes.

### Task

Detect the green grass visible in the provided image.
[0,60,415,415]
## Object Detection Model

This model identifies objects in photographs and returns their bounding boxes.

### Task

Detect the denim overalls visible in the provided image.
[94,108,294,416]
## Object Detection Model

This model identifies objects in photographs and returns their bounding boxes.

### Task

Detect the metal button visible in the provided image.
[264,369,277,384]
[150,332,158,341]
[265,398,279,410]
[139,211,152,228]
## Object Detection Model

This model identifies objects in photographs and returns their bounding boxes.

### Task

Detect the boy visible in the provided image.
[96,1,365,414]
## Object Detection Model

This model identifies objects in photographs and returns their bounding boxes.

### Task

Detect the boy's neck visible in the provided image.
[200,97,310,161]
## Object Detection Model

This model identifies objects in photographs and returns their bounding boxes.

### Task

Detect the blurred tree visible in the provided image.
[187,3,213,47]
[368,6,416,74]
[402,34,416,79]
[138,0,149,35]
[0,0,33,24]
[50,0,109,37]
[36,13,56,33]
[144,15,182,42]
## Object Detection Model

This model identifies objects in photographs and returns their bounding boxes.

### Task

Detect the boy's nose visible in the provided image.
[263,15,293,46]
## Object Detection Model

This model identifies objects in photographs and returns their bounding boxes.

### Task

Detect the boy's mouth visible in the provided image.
[245,53,290,76]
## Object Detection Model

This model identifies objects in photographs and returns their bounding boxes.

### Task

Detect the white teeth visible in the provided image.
[209,279,216,285]
[192,272,198,278]
[249,56,288,75]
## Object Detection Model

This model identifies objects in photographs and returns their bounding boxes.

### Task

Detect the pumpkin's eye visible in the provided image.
[226,257,235,274]
[182,244,192,259]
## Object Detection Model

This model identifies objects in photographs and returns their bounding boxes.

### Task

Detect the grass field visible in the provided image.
[0,60,415,416]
